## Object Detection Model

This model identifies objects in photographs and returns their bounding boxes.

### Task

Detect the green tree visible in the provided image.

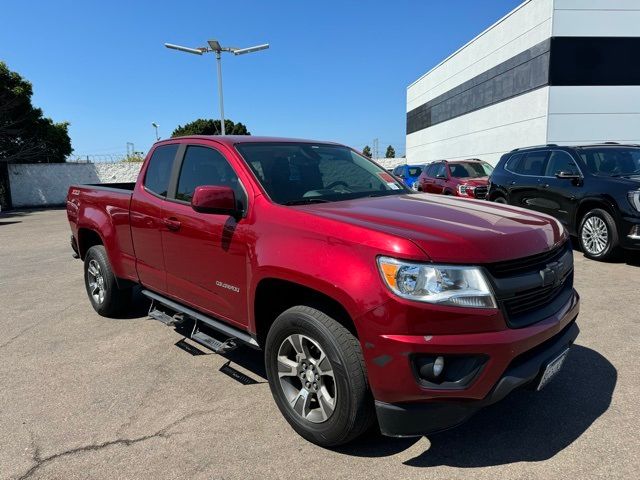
[171,118,250,137]
[385,145,396,158]
[362,145,372,158]
[0,61,72,163]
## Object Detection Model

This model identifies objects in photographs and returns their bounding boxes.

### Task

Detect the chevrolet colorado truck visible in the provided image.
[67,136,580,447]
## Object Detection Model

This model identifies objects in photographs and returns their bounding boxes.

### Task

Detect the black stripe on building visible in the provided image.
[407,37,640,135]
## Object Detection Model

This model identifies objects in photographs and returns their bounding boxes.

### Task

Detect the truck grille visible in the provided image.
[486,242,568,278]
[484,240,575,328]
[473,186,488,199]
[502,272,573,318]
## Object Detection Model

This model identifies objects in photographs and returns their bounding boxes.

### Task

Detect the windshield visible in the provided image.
[408,166,423,177]
[449,161,494,179]
[578,147,640,176]
[235,142,408,205]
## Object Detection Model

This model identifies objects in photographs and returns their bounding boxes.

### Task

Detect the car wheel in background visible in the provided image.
[578,208,621,261]
[493,196,508,204]
[264,306,374,447]
[84,245,131,316]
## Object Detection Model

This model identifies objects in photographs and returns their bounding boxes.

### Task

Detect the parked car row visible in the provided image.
[398,143,640,262]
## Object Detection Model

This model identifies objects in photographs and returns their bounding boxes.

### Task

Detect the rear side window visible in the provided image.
[426,164,438,177]
[176,146,245,206]
[144,144,178,197]
[508,151,548,176]
[434,163,447,178]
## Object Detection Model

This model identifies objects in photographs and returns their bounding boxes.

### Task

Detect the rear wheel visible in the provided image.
[264,306,374,447]
[84,245,131,316]
[493,195,508,204]
[578,208,620,261]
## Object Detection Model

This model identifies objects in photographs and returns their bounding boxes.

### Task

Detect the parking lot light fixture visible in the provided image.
[151,122,160,141]
[164,39,269,136]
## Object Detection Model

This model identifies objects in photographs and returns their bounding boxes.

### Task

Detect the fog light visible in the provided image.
[629,225,640,240]
[433,356,444,377]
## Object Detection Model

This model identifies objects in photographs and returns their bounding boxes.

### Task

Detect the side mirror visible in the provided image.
[191,185,237,216]
[555,171,581,180]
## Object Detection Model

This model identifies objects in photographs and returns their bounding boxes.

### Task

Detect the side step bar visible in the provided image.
[142,289,260,349]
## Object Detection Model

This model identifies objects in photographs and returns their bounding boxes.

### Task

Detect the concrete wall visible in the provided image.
[408,88,549,165]
[406,0,553,165]
[553,0,640,37]
[407,0,553,111]
[547,0,640,145]
[9,163,142,208]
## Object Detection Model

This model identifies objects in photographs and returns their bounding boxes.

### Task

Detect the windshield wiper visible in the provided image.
[284,198,332,206]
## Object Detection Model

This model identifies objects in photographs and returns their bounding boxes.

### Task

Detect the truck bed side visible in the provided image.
[66,183,138,283]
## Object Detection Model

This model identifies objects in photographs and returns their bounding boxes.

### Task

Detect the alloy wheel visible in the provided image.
[582,216,609,256]
[277,334,337,423]
[87,259,106,304]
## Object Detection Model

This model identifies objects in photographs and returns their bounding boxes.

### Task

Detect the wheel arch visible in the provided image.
[253,277,357,349]
[77,228,105,260]
[575,196,620,231]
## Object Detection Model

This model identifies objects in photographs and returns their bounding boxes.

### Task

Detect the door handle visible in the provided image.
[163,218,181,231]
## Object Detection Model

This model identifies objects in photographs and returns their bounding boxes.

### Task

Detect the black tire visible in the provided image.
[578,208,621,261]
[264,306,374,447]
[84,245,131,316]
[493,195,508,204]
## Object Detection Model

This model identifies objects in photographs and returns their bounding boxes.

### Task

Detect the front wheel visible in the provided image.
[264,306,374,447]
[578,209,620,261]
[493,195,508,204]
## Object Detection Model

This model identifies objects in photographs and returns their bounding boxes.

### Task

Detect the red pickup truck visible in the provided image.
[67,136,579,446]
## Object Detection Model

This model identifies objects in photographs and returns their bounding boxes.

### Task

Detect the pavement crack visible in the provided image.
[17,410,213,480]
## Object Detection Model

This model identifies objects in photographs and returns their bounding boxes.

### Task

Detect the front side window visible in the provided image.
[449,161,494,178]
[176,146,245,208]
[235,142,407,205]
[545,151,580,176]
[579,147,640,176]
[144,144,179,197]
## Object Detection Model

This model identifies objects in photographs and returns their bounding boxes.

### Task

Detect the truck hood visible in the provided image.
[301,194,566,263]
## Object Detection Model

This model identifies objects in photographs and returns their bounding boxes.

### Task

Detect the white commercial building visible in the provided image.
[406,0,640,165]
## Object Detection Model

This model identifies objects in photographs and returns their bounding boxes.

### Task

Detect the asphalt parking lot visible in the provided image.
[1,209,639,480]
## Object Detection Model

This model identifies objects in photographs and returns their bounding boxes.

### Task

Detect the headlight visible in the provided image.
[457,184,475,196]
[377,257,497,308]
[628,190,640,212]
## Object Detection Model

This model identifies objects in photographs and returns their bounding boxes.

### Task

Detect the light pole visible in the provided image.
[151,122,160,141]
[164,39,269,135]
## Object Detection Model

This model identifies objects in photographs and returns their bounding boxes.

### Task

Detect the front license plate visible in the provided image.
[536,348,569,391]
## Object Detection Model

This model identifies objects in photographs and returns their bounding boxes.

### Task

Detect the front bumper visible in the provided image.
[375,320,579,436]
[358,286,580,436]
[620,215,640,249]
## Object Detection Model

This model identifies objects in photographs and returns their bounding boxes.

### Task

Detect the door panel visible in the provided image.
[130,143,179,293]
[507,151,549,210]
[537,151,583,225]
[162,144,249,327]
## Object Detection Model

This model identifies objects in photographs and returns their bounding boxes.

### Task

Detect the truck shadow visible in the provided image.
[338,345,616,467]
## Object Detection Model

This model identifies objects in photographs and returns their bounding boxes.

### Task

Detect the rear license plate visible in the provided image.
[536,348,569,391]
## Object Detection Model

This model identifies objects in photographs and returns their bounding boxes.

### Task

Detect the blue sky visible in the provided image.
[1,0,522,159]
